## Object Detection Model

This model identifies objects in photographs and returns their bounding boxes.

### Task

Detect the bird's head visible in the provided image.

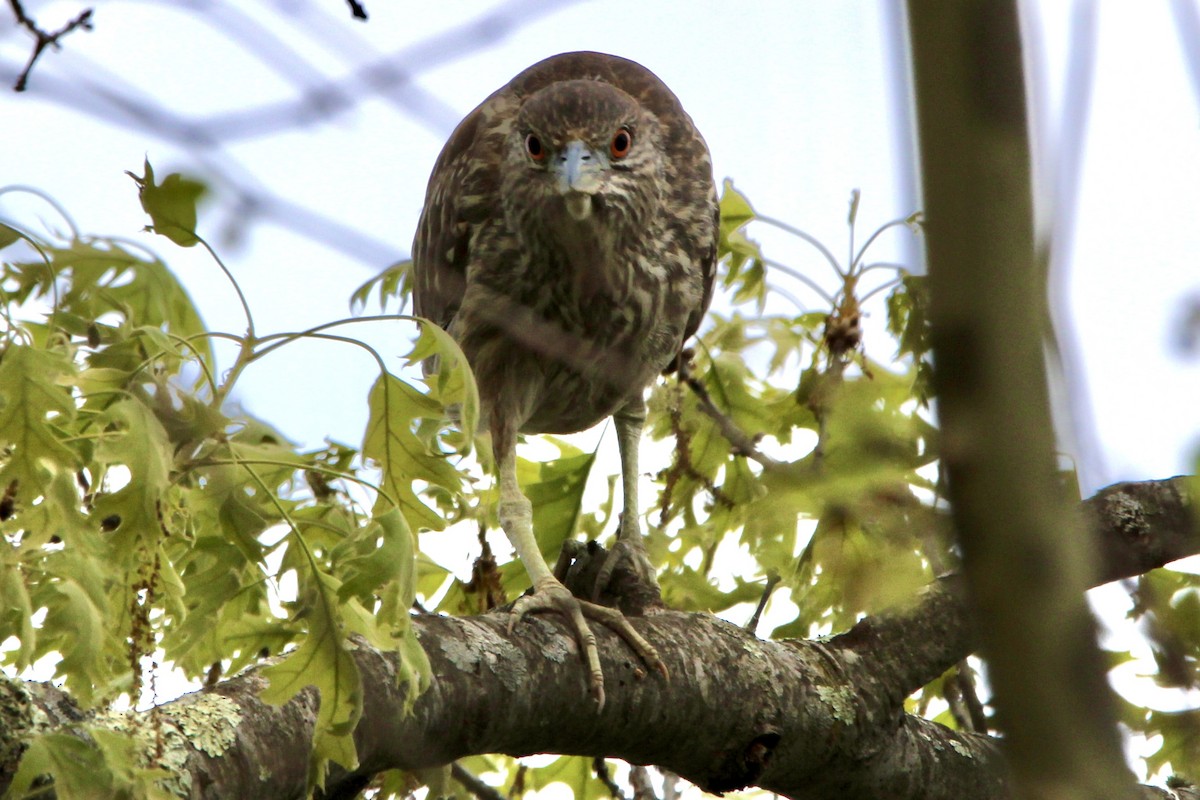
[503,79,666,233]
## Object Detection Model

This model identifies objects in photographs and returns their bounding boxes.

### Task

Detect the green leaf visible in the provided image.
[659,568,762,613]
[44,577,111,707]
[524,439,595,560]
[0,223,20,250]
[336,508,416,605]
[350,260,411,313]
[6,733,112,800]
[0,345,80,510]
[363,372,465,530]
[407,319,479,455]
[336,507,433,711]
[0,556,35,669]
[261,567,362,791]
[91,398,173,545]
[718,178,756,236]
[126,159,206,247]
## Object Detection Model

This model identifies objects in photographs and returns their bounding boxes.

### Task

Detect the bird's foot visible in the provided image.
[591,533,662,614]
[509,576,667,710]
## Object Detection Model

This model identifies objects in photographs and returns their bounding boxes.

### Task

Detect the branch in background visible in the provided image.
[345,0,367,19]
[629,766,660,800]
[661,770,681,800]
[744,571,780,634]
[0,0,585,270]
[451,762,505,800]
[592,758,627,800]
[678,361,783,471]
[8,0,94,92]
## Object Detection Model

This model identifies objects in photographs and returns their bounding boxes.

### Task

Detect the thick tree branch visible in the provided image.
[841,475,1200,701]
[0,477,1195,800]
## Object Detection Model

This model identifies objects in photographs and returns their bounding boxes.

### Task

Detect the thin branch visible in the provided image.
[451,761,505,800]
[661,771,681,800]
[630,766,660,800]
[345,0,367,19]
[8,0,94,92]
[759,256,838,307]
[592,758,627,800]
[851,216,921,272]
[678,362,784,472]
[858,275,904,305]
[745,571,781,634]
[755,213,845,279]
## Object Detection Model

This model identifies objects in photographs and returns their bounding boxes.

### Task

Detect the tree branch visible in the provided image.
[7,1,93,92]
[0,477,1194,800]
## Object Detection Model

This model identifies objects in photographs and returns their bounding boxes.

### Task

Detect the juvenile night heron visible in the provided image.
[412,51,717,707]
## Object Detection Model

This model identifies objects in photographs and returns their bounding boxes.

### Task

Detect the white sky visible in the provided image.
[3,1,1196,488]
[3,0,1200,784]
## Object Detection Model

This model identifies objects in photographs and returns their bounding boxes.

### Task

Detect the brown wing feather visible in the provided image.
[411,106,483,327]
[413,52,717,347]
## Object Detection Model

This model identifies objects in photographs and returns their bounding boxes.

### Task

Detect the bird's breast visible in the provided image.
[456,215,700,434]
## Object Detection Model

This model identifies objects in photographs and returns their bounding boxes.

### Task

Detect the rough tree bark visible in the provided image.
[0,477,1196,800]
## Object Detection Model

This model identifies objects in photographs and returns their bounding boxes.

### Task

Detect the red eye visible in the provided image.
[610,128,632,159]
[525,134,545,161]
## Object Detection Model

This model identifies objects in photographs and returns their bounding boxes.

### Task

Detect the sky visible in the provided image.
[2,0,1200,782]
[3,1,1196,490]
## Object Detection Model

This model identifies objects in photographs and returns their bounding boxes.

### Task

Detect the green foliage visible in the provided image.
[351,259,411,313]
[0,169,470,796]
[126,160,207,248]
[643,184,943,634]
[1118,566,1200,781]
[6,733,114,800]
[15,169,1189,798]
[527,756,612,800]
[260,565,362,787]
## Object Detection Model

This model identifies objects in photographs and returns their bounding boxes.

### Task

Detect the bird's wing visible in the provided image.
[411,91,515,328]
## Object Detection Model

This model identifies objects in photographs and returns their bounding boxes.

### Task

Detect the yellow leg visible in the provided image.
[493,414,663,710]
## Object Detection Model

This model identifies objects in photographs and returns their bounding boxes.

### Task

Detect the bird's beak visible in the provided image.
[554,140,604,220]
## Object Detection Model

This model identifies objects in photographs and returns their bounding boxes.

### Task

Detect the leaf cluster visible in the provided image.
[0,167,478,796]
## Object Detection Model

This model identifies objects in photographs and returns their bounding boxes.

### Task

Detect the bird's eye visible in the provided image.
[525,134,545,161]
[610,128,632,159]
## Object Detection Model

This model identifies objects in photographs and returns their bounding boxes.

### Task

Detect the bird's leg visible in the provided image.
[495,416,663,709]
[592,398,662,610]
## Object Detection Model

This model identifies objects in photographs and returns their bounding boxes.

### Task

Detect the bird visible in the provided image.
[411,51,717,708]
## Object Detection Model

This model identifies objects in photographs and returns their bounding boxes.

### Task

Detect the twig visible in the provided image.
[656,382,733,528]
[451,761,505,800]
[661,770,681,800]
[678,361,783,472]
[345,0,367,19]
[943,660,989,733]
[592,757,627,800]
[629,766,660,800]
[954,660,989,732]
[8,0,94,92]
[745,571,781,634]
